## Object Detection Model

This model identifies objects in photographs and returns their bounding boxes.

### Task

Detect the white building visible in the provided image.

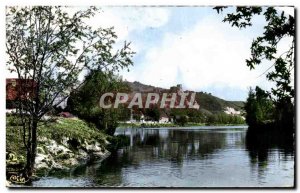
[159,116,170,123]
[224,107,241,115]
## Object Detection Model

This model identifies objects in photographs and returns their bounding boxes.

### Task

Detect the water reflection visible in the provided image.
[115,128,228,161]
[31,127,294,187]
[245,128,294,184]
[246,129,294,162]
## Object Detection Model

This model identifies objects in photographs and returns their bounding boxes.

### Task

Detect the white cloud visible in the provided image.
[84,7,171,66]
[6,7,293,101]
[6,7,170,76]
[122,16,274,96]
[276,6,294,17]
[86,7,170,41]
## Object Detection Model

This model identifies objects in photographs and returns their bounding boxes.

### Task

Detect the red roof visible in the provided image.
[59,112,74,118]
[6,79,36,101]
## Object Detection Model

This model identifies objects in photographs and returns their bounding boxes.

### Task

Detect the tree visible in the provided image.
[176,115,188,126]
[215,6,294,129]
[206,114,216,125]
[145,105,160,122]
[67,70,131,135]
[6,6,134,178]
[244,87,274,126]
[187,109,205,123]
[170,109,189,126]
[132,113,141,122]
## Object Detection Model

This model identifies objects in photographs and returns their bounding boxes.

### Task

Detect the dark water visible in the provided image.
[32,126,294,187]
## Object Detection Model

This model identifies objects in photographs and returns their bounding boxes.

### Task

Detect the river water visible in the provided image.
[32,126,294,188]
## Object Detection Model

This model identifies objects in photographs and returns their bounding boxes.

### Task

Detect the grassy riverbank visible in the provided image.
[6,116,110,176]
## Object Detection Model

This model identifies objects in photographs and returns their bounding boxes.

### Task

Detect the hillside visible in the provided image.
[125,81,166,93]
[125,81,244,115]
[195,92,244,113]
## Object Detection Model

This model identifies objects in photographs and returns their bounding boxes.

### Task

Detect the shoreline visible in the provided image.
[140,125,248,130]
[117,123,248,130]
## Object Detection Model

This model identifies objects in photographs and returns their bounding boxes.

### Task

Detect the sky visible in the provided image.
[6,6,294,101]
[91,6,294,101]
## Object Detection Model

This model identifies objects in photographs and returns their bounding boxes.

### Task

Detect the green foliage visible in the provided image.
[6,117,108,171]
[38,117,107,144]
[132,113,141,122]
[244,87,275,126]
[175,115,188,126]
[171,109,197,126]
[186,109,206,123]
[67,70,130,112]
[195,92,244,113]
[67,70,131,135]
[6,6,135,116]
[125,81,245,124]
[53,106,64,115]
[6,6,134,176]
[214,7,262,28]
[206,113,245,125]
[117,107,131,122]
[170,108,244,126]
[118,122,177,128]
[273,96,294,130]
[106,135,130,151]
[6,115,24,126]
[145,105,160,122]
[6,125,27,161]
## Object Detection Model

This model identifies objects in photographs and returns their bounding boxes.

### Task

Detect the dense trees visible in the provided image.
[244,86,274,126]
[206,113,245,125]
[67,70,131,135]
[170,108,244,126]
[144,105,161,122]
[6,6,134,178]
[186,109,206,123]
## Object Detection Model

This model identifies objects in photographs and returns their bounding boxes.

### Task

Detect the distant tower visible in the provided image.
[177,84,182,92]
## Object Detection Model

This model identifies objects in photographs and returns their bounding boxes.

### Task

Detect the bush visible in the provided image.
[6,115,24,126]
[244,87,274,126]
[175,115,188,126]
[206,113,245,125]
[66,70,130,136]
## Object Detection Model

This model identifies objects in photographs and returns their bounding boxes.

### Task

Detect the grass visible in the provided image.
[38,117,107,145]
[6,125,26,167]
[6,116,108,171]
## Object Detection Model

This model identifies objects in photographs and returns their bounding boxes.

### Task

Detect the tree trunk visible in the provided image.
[25,149,32,177]
[24,119,38,178]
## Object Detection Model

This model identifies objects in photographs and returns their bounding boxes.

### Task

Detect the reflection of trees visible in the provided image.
[65,152,127,186]
[245,128,294,175]
[169,130,227,160]
[98,129,228,174]
[118,129,227,165]
[60,129,247,186]
[92,151,131,186]
[58,129,243,186]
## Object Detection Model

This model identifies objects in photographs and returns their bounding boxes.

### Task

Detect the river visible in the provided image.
[31,126,294,188]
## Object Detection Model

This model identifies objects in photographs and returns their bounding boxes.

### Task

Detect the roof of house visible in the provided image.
[6,78,36,101]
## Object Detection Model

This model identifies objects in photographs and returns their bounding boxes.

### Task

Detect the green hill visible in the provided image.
[125,81,244,115]
[195,91,244,113]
